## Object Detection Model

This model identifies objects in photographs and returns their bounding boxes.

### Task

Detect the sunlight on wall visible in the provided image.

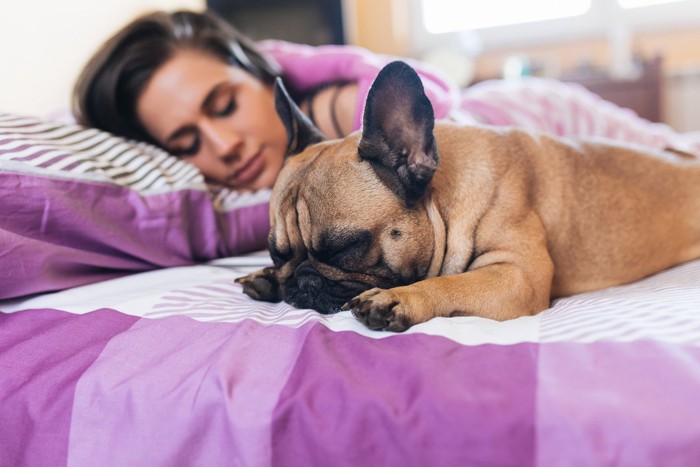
[421,0,591,33]
[619,0,688,7]
[0,0,204,117]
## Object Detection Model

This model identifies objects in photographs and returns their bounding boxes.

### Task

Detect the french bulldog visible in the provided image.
[237,60,700,332]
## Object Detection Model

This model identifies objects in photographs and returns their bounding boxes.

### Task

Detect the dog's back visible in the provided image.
[433,123,700,296]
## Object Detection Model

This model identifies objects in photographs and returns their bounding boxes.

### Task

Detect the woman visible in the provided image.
[74,10,698,192]
[74,10,373,191]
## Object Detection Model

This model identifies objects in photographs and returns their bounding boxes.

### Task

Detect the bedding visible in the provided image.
[0,113,270,299]
[2,250,700,466]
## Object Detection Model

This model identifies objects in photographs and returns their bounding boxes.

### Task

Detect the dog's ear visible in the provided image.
[358,61,438,206]
[274,77,325,156]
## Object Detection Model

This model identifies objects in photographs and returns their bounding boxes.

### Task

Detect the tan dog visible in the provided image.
[237,61,700,332]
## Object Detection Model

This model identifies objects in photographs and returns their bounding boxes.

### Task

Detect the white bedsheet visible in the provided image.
[3,252,700,347]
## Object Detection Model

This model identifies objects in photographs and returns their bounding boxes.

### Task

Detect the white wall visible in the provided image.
[665,69,700,132]
[0,0,204,118]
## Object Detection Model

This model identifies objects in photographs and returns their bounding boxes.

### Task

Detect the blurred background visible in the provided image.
[2,0,700,130]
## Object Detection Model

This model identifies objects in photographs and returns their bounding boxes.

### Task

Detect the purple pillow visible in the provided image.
[0,113,270,299]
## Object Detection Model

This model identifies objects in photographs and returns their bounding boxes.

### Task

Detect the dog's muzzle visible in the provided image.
[283,261,369,314]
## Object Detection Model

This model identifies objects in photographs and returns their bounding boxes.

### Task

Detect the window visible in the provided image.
[421,0,592,33]
[618,0,687,7]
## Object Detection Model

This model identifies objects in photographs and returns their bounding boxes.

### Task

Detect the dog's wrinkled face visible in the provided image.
[250,61,441,313]
[268,134,436,312]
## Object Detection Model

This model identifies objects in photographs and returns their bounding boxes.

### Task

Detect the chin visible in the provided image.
[253,174,275,191]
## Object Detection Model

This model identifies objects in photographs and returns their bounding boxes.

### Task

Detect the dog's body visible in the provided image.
[238,61,700,331]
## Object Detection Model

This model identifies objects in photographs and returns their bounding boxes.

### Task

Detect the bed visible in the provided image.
[2,113,700,466]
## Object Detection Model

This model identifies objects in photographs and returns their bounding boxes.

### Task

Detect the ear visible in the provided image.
[358,61,438,206]
[274,77,325,155]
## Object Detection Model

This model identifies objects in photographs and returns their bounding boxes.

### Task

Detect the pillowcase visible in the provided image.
[0,113,270,299]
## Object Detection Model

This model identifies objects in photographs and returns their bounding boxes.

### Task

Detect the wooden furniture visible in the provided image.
[562,56,663,123]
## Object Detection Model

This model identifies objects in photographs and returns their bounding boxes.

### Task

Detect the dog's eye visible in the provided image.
[269,244,292,267]
[314,229,372,269]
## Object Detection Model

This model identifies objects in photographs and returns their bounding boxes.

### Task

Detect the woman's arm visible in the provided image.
[300,83,359,139]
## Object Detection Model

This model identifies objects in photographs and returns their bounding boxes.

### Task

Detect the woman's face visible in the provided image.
[137,49,288,191]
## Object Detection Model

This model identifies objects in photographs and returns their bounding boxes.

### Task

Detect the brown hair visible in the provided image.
[72,10,281,145]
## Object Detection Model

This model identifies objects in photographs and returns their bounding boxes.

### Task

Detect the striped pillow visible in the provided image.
[0,113,270,299]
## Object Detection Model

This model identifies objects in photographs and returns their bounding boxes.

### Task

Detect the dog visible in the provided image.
[237,60,700,332]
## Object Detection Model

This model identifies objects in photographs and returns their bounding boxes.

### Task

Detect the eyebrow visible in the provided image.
[164,81,229,144]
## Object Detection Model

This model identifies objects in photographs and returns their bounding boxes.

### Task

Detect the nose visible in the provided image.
[294,261,325,293]
[200,119,242,161]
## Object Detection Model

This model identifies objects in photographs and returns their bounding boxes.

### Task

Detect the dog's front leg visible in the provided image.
[235,267,282,302]
[346,263,551,331]
[347,211,554,331]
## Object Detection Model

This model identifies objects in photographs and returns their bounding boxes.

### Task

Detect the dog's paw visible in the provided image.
[343,288,413,332]
[235,267,281,302]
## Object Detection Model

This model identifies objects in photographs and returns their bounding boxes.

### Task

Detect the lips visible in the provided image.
[231,151,264,185]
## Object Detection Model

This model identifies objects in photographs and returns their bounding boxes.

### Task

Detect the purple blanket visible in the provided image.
[2,314,700,465]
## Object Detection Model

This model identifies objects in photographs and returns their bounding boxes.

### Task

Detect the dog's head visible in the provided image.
[252,61,443,313]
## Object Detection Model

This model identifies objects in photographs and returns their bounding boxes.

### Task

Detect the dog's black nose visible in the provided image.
[294,262,324,292]
[297,272,323,292]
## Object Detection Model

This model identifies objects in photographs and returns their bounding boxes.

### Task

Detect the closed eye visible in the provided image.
[269,243,293,267]
[169,129,200,157]
[313,229,372,269]
[206,83,237,118]
[211,95,236,117]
